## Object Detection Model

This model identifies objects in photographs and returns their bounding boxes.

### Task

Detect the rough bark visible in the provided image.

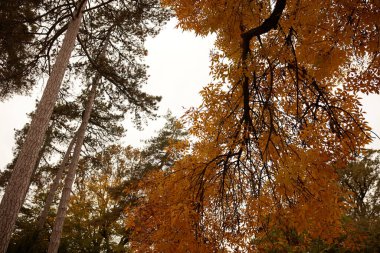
[0,1,87,252]
[47,77,98,253]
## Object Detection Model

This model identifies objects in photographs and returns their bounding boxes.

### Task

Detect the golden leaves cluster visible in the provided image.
[127,0,379,251]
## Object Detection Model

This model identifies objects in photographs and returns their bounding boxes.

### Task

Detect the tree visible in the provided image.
[60,114,186,252]
[0,0,43,99]
[47,76,97,253]
[339,150,380,252]
[47,0,172,248]
[0,0,170,251]
[3,84,132,252]
[56,145,144,253]
[127,0,379,251]
[0,2,87,250]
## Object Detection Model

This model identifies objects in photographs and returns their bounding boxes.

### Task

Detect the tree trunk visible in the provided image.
[37,134,77,231]
[0,2,87,252]
[47,78,98,253]
[22,135,77,253]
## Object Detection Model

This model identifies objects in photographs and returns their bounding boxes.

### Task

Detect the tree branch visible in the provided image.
[241,0,287,59]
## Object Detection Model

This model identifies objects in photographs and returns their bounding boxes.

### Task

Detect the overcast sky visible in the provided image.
[0,19,379,170]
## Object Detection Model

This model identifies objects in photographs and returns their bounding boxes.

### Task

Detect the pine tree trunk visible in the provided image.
[0,2,87,252]
[36,134,77,231]
[47,78,98,253]
[23,135,76,253]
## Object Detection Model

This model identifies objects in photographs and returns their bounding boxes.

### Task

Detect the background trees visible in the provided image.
[3,114,186,252]
[339,150,380,252]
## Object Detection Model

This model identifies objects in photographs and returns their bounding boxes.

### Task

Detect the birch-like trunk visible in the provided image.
[47,77,98,253]
[0,2,87,252]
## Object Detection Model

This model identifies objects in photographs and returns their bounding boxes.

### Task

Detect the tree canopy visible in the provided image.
[0,0,379,252]
[126,0,379,251]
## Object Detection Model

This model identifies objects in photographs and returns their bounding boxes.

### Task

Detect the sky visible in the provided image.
[0,20,214,169]
[0,19,379,170]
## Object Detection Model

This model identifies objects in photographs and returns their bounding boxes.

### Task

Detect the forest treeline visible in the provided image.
[0,0,379,252]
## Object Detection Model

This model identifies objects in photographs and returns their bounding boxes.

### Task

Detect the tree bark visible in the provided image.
[47,77,98,253]
[23,134,77,253]
[37,134,77,231]
[0,1,87,252]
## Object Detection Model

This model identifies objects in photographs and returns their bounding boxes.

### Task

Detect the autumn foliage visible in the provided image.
[0,0,379,252]
[126,0,379,252]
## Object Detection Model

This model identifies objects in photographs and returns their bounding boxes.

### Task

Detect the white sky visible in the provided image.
[0,19,379,170]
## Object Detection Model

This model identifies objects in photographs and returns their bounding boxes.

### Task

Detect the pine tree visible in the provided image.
[0,0,43,99]
[48,79,97,253]
[0,2,87,251]
[0,1,170,251]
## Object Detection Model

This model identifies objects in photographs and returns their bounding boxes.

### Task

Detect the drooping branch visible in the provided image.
[240,0,287,133]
